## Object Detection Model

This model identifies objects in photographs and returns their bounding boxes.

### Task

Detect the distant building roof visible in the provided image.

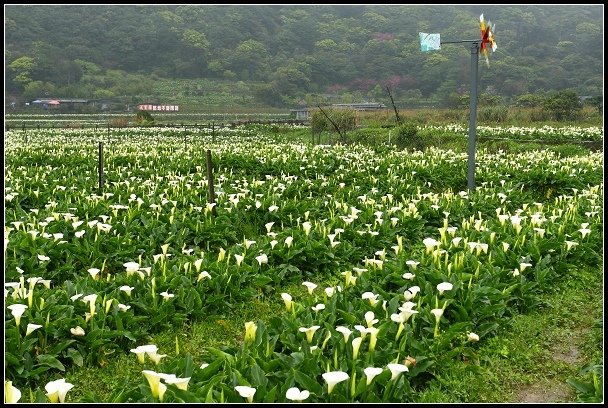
[331,103,387,110]
[291,102,387,112]
[32,98,88,104]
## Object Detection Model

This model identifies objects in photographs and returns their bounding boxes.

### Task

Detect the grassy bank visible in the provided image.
[414,266,603,403]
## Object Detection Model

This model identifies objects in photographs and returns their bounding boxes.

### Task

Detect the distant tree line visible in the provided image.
[4,5,603,108]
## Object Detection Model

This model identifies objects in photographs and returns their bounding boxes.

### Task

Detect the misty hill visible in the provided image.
[4,4,603,108]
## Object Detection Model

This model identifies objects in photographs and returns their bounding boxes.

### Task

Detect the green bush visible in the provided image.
[395,121,425,150]
[310,109,357,142]
[310,109,329,134]
[585,96,602,114]
[514,92,545,108]
[135,110,154,125]
[478,106,509,123]
[528,107,552,122]
[542,89,583,121]
[444,109,465,121]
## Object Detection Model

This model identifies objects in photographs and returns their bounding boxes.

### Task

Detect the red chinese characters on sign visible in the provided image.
[138,105,179,111]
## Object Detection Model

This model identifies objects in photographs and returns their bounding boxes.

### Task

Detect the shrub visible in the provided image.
[528,107,552,122]
[310,109,329,134]
[585,96,602,114]
[135,110,155,126]
[542,89,583,121]
[478,106,509,123]
[514,93,545,108]
[444,109,465,121]
[109,117,130,128]
[310,109,357,143]
[395,121,424,150]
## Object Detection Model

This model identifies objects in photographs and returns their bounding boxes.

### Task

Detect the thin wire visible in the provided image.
[440,40,481,44]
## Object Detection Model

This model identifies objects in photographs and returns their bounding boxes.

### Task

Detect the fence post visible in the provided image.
[98,142,104,193]
[206,149,217,217]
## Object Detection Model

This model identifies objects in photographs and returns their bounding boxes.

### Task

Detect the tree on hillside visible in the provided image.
[230,40,270,81]
[542,89,583,121]
[8,56,36,90]
[515,92,545,108]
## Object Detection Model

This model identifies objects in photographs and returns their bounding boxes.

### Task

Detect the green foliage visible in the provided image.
[527,107,553,122]
[310,109,357,139]
[135,110,155,125]
[310,110,329,135]
[514,161,601,200]
[454,93,502,111]
[542,89,583,121]
[74,59,103,75]
[8,56,36,87]
[478,106,508,123]
[514,93,545,108]
[479,93,503,107]
[252,83,284,108]
[585,96,602,114]
[93,89,115,99]
[22,81,57,100]
[395,122,424,150]
[567,362,603,403]
[4,5,604,108]
[181,29,210,51]
[549,143,589,157]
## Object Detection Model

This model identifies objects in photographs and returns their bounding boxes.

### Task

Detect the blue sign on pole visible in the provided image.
[419,33,441,52]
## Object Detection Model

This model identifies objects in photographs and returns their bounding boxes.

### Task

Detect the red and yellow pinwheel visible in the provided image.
[479,14,497,67]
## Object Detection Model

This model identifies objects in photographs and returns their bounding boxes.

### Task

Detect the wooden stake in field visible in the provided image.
[386,86,402,125]
[206,149,217,217]
[98,141,104,193]
[317,105,346,144]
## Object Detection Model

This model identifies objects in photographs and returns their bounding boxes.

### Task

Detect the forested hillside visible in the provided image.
[4,4,603,108]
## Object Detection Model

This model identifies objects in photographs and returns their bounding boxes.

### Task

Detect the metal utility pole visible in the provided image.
[422,13,496,192]
[98,142,104,193]
[441,39,482,191]
[467,41,480,192]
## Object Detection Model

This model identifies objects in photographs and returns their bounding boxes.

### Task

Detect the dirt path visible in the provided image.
[511,320,593,403]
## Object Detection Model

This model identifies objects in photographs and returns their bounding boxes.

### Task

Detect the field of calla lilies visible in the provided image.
[4,124,603,403]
